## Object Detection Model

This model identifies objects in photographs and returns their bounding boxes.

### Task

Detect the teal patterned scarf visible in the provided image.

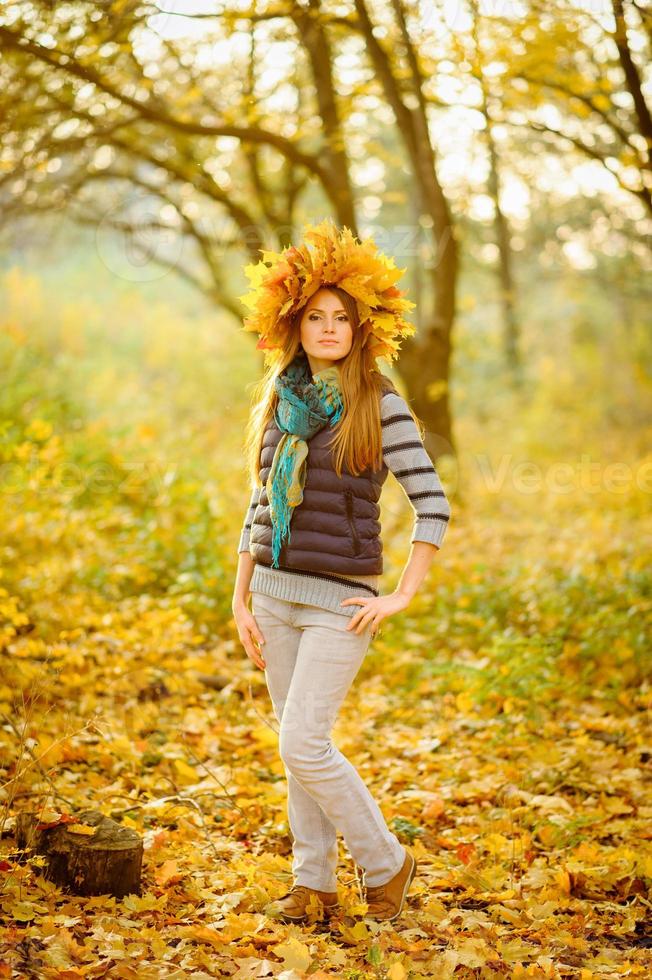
[267,348,344,568]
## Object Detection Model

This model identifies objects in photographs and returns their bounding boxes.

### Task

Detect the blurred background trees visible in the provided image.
[2,0,648,460]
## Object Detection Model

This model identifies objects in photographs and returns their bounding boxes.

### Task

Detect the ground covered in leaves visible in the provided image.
[2,480,651,978]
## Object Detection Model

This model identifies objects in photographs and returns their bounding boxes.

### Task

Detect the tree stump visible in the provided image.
[16,809,143,898]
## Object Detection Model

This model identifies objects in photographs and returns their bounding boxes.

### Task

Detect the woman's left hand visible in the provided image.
[340,590,410,636]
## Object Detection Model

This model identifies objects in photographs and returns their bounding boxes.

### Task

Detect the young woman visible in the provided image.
[231,220,451,924]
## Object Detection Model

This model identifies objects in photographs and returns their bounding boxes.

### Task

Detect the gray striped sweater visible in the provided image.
[237,391,451,619]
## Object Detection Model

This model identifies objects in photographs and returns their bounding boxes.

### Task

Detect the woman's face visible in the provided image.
[299,287,353,375]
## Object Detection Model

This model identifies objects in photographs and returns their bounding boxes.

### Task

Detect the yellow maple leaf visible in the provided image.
[67,823,97,836]
[184,925,225,948]
[122,892,167,912]
[387,964,408,980]
[173,758,198,783]
[251,724,278,747]
[456,690,474,712]
[155,859,181,886]
[37,808,62,824]
[273,936,311,972]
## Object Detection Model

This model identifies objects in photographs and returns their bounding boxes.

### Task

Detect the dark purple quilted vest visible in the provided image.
[249,395,391,575]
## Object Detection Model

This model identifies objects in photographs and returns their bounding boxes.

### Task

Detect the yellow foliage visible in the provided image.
[173,759,199,784]
[273,936,312,972]
[67,822,97,835]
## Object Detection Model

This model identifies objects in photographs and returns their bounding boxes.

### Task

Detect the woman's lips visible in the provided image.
[319,340,338,345]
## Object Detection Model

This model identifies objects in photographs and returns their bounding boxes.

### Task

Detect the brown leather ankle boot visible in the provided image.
[265,884,339,923]
[362,847,417,922]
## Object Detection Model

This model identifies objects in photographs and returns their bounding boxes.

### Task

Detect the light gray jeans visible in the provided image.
[251,591,406,892]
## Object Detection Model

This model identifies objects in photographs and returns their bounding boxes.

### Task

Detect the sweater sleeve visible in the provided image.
[237,483,262,554]
[380,392,451,549]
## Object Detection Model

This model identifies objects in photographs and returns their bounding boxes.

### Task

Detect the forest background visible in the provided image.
[0,1,650,977]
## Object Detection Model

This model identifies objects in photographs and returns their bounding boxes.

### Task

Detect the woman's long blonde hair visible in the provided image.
[243,285,422,489]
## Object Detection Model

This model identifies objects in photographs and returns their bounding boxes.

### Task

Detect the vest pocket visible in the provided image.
[344,488,362,556]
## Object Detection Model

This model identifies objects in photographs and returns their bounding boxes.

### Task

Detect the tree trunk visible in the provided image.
[354,0,457,463]
[16,809,143,898]
[486,107,522,384]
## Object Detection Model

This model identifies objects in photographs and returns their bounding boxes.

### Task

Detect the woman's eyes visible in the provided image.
[309,313,349,321]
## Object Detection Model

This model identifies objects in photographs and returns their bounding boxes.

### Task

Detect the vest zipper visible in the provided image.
[344,488,362,556]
